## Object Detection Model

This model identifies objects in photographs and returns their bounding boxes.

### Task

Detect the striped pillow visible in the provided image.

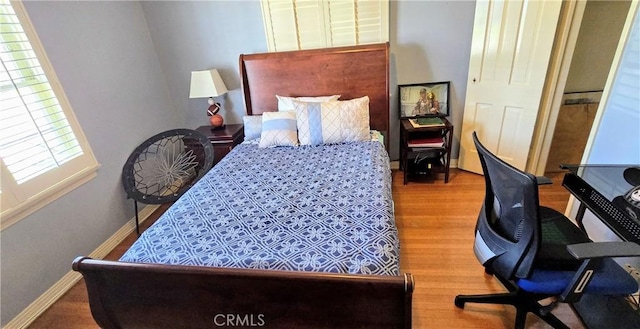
[294,96,370,146]
[259,111,298,148]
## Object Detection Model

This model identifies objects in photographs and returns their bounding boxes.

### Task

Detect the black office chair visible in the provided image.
[455,132,640,329]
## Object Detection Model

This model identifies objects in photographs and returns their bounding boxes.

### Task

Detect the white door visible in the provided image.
[458,0,563,174]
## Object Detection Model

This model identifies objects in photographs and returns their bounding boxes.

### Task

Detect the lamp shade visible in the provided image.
[189,69,228,98]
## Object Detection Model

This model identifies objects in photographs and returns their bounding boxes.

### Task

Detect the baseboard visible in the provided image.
[3,204,160,329]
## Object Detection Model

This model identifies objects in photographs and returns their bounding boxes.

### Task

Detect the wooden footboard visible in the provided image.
[73,257,414,328]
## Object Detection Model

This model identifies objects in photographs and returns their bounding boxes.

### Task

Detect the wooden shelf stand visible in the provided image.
[399,118,454,184]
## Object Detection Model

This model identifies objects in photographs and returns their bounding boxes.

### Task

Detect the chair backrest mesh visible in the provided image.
[473,132,541,278]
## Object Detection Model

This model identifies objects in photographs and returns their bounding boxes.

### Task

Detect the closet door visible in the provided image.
[458,0,562,174]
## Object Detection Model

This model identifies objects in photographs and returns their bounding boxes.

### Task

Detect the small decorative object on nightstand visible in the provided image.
[195,124,244,165]
[189,69,228,129]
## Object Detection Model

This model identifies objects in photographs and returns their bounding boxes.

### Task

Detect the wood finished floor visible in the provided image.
[28,169,584,329]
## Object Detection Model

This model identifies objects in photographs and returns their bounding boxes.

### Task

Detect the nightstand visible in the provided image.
[195,124,244,164]
[400,118,453,184]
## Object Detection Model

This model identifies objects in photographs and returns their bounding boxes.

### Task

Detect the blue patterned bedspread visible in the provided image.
[120,141,399,275]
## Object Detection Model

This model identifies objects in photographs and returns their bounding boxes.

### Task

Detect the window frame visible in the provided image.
[1,0,99,230]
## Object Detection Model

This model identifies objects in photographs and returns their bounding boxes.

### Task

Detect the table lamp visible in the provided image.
[189,69,228,128]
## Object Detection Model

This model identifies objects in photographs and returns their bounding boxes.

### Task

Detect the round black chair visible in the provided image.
[122,129,214,234]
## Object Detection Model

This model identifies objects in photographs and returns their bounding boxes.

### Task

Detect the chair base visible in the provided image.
[455,278,570,329]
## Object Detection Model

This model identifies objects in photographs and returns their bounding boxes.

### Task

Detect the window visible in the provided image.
[261,0,389,52]
[0,0,99,229]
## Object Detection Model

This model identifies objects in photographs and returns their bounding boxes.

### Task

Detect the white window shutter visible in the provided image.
[262,0,299,51]
[326,0,357,46]
[354,0,389,44]
[0,0,99,229]
[261,0,389,52]
[296,1,327,50]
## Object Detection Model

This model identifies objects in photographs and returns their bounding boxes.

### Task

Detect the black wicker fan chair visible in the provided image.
[122,129,214,235]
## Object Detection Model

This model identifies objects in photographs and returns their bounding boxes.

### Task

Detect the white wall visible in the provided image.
[0,2,179,325]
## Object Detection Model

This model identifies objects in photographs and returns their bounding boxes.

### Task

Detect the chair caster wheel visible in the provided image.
[454,296,465,309]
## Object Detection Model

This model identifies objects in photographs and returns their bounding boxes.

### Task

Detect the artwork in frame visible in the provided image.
[399,81,450,119]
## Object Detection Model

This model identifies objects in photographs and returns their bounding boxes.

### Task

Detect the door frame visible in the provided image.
[530,0,639,218]
[564,0,639,219]
[528,1,587,176]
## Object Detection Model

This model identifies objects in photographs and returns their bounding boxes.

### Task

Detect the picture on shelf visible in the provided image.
[399,81,450,119]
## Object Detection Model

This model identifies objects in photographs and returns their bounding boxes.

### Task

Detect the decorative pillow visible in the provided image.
[243,115,262,141]
[276,95,340,112]
[259,111,298,148]
[294,96,370,146]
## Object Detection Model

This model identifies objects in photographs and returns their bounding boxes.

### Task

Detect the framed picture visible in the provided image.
[398,81,450,118]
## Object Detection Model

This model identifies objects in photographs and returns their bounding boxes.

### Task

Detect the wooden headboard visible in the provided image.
[239,43,390,148]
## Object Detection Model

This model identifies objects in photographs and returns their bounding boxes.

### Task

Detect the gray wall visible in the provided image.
[141,0,475,160]
[0,2,179,324]
[1,0,475,324]
[140,1,267,129]
[391,0,474,159]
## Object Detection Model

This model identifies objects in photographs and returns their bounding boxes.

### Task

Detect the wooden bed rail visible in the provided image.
[73,257,414,328]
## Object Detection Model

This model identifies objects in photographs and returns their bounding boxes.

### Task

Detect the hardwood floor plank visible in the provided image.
[27,169,584,328]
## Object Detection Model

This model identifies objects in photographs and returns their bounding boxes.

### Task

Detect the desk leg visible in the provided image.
[576,203,587,234]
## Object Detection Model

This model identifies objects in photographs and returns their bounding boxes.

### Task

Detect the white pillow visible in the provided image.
[259,111,298,148]
[243,115,262,141]
[294,96,370,146]
[276,95,340,112]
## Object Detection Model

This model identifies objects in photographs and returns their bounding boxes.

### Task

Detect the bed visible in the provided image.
[72,42,414,328]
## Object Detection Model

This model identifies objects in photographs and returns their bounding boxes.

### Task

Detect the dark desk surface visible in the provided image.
[562,165,640,328]
[562,164,640,243]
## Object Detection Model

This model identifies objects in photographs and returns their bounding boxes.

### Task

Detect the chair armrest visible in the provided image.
[536,176,553,185]
[560,241,640,303]
[567,241,640,259]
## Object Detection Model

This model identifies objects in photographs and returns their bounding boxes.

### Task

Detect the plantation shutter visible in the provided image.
[0,0,98,229]
[261,0,389,52]
[262,0,299,51]
[296,1,327,49]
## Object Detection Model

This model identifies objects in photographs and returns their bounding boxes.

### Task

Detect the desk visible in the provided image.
[562,164,640,328]
[562,164,640,243]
